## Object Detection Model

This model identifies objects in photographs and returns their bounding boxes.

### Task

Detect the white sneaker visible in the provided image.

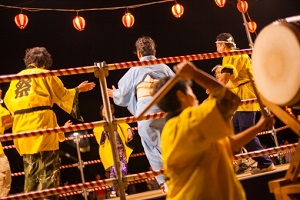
[251,163,276,175]
[110,191,117,198]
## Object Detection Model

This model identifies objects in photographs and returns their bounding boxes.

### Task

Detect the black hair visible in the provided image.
[216,33,236,49]
[152,77,191,112]
[134,36,156,56]
[100,104,115,119]
[24,47,53,69]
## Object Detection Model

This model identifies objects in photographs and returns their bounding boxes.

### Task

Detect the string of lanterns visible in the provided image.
[3,0,184,31]
[214,0,257,33]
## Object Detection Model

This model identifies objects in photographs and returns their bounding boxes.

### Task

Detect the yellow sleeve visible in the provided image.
[48,76,76,114]
[93,126,104,145]
[0,105,13,133]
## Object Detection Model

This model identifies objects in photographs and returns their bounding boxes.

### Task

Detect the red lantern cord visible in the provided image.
[15,13,28,29]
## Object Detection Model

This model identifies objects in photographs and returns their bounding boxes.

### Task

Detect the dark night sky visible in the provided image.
[0,0,299,196]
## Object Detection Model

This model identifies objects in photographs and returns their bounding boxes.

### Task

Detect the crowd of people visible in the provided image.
[0,34,295,199]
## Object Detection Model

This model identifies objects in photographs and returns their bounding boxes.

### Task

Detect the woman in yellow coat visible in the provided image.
[93,104,134,197]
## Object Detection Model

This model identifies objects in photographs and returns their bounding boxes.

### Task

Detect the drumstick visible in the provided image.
[0,87,3,104]
[246,69,267,117]
[135,75,180,120]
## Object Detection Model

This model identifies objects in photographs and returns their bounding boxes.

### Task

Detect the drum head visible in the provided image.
[252,21,300,106]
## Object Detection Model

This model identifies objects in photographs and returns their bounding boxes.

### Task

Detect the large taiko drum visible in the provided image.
[252,15,300,106]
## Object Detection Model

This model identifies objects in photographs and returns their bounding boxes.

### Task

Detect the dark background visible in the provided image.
[0,0,299,198]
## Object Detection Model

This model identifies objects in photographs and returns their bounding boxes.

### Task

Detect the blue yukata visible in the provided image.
[112,55,175,185]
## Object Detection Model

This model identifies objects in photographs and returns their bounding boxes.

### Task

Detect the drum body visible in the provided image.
[252,20,300,106]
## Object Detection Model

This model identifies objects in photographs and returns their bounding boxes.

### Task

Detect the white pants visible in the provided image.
[0,154,11,197]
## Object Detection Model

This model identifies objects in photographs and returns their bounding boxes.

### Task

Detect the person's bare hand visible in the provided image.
[64,120,72,127]
[107,85,116,98]
[206,89,210,94]
[77,81,96,93]
[255,113,275,131]
[173,61,197,79]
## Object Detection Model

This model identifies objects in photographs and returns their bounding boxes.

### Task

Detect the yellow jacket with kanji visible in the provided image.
[4,68,78,155]
[93,123,133,170]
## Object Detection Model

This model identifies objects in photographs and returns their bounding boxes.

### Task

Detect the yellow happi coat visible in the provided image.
[162,98,246,200]
[222,53,260,112]
[94,123,133,170]
[4,68,77,155]
[0,105,13,155]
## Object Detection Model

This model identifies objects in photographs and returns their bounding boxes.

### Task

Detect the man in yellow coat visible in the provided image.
[4,47,95,200]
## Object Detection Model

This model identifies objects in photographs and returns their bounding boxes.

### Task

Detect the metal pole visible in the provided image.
[95,62,126,200]
[74,133,88,200]
[241,12,254,48]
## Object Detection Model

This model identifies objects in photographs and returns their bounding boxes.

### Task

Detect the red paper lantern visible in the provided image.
[172,3,184,18]
[237,1,248,13]
[122,12,135,28]
[14,13,28,29]
[214,0,226,8]
[247,21,257,33]
[73,15,86,31]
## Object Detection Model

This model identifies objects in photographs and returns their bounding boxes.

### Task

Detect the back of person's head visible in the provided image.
[153,77,191,112]
[24,47,53,69]
[216,33,236,49]
[135,36,156,57]
[100,104,115,119]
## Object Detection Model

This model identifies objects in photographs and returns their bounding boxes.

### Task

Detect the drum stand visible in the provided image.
[261,96,300,200]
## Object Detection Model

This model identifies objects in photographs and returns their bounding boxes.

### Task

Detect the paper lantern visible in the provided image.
[214,0,226,8]
[73,15,86,31]
[172,3,184,18]
[247,21,257,33]
[237,1,248,13]
[14,13,28,29]
[122,12,135,28]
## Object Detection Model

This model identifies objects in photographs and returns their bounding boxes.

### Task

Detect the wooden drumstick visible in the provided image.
[246,69,267,117]
[0,88,3,104]
[135,75,180,120]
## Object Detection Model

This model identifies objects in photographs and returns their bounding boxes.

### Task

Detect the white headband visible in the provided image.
[215,37,237,48]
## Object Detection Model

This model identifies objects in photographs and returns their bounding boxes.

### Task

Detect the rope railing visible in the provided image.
[0,49,252,83]
[234,143,298,160]
[5,140,297,199]
[0,112,166,142]
[11,142,295,177]
[2,170,164,200]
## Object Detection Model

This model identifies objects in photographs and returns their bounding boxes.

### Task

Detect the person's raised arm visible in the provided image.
[230,113,275,153]
[174,61,240,120]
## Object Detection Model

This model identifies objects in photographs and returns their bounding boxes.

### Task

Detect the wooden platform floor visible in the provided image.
[108,189,165,200]
[108,163,290,200]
